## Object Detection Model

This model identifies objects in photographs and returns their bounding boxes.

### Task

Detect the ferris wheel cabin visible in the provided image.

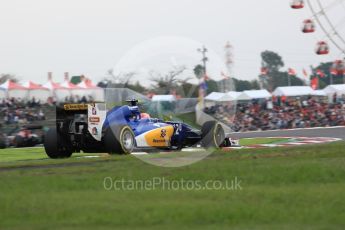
[290,0,305,9]
[315,41,330,55]
[302,19,315,33]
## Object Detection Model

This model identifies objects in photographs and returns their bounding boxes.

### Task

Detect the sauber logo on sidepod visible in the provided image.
[144,126,174,147]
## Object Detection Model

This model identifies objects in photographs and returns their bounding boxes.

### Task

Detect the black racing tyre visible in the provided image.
[104,125,135,155]
[201,121,225,148]
[44,128,73,159]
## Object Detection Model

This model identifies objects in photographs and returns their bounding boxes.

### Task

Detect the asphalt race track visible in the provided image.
[231,126,345,140]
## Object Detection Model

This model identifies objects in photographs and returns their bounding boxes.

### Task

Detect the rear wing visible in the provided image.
[57,103,107,141]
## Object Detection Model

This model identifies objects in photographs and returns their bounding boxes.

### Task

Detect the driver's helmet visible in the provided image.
[129,105,140,114]
[141,113,151,119]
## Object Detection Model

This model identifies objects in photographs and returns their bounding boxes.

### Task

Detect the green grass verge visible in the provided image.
[0,147,100,164]
[174,112,200,129]
[0,142,345,229]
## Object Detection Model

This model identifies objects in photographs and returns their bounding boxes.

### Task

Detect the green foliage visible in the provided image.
[272,71,304,88]
[260,51,304,91]
[232,78,260,91]
[250,79,261,90]
[313,62,344,88]
[174,112,200,129]
[206,79,219,94]
[177,82,199,98]
[193,64,205,78]
[261,50,284,71]
[233,78,252,91]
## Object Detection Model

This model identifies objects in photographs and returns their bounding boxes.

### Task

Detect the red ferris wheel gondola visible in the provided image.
[290,0,304,9]
[315,41,329,55]
[302,19,315,33]
[301,0,345,56]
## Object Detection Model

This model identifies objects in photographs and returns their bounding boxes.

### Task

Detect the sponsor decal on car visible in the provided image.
[89,117,100,123]
[88,104,107,141]
[144,126,174,147]
[92,127,98,135]
[153,139,166,143]
[160,129,167,138]
[64,104,89,111]
[92,107,97,115]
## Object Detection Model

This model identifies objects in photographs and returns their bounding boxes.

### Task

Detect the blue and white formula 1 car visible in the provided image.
[44,100,235,158]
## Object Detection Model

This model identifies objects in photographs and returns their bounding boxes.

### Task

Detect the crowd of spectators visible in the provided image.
[45,95,95,105]
[3,92,345,133]
[204,95,345,132]
[63,95,95,104]
[204,104,236,125]
[0,98,46,125]
[0,95,96,126]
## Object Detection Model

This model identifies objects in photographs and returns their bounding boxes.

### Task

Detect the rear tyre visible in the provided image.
[201,121,225,148]
[104,125,135,155]
[44,128,73,159]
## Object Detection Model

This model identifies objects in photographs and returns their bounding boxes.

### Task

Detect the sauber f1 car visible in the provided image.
[44,100,235,158]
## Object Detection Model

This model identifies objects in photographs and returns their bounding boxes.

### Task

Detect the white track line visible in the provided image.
[76,156,101,159]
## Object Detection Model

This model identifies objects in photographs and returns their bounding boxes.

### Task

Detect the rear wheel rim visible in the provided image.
[214,125,224,146]
[122,130,134,151]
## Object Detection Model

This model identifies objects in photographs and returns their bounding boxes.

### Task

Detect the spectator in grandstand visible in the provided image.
[333,93,338,104]
[0,98,46,125]
[204,96,345,132]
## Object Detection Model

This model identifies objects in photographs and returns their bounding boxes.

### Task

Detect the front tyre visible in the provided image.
[201,121,225,148]
[44,128,73,159]
[104,125,135,155]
